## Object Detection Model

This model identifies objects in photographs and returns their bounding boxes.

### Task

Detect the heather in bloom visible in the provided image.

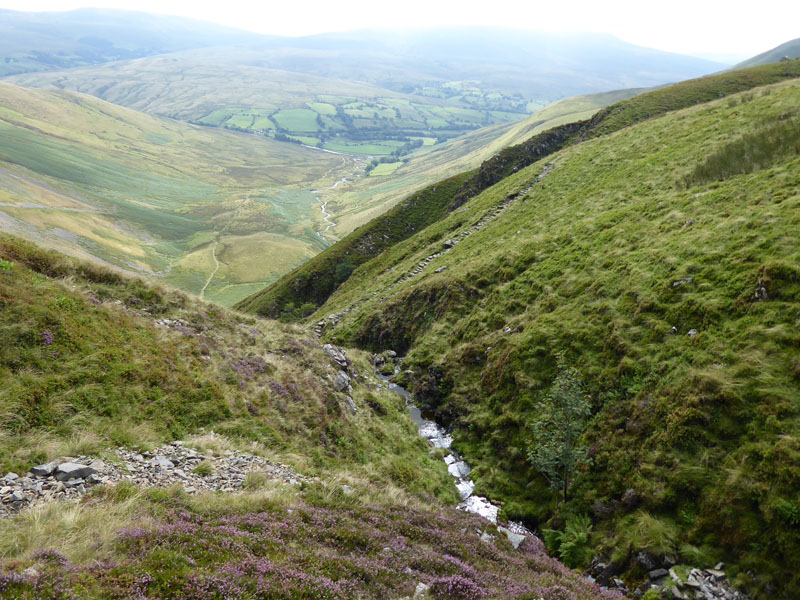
[1,497,623,600]
[42,330,53,346]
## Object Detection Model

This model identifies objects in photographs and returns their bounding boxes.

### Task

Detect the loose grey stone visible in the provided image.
[672,277,694,288]
[31,461,59,477]
[148,457,174,469]
[333,370,351,391]
[497,525,526,549]
[54,463,97,482]
[413,582,431,599]
[649,568,669,580]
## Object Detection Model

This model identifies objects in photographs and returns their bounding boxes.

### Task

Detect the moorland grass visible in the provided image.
[239,60,800,322]
[312,79,800,596]
[0,235,455,505]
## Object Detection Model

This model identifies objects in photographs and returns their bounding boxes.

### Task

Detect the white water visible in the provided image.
[379,370,499,523]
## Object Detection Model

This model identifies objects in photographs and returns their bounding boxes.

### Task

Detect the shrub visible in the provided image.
[527,361,591,505]
[430,575,486,600]
[542,514,594,568]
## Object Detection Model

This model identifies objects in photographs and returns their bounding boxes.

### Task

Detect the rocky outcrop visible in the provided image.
[1,441,309,518]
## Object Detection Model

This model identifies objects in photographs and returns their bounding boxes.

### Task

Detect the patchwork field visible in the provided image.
[9,51,531,158]
[0,83,351,305]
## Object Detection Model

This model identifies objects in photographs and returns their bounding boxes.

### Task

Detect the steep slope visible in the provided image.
[237,60,800,320]
[733,37,800,69]
[0,234,621,600]
[312,78,800,596]
[0,82,355,305]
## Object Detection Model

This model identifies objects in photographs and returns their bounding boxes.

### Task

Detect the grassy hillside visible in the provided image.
[0,82,357,306]
[0,234,453,492]
[235,171,476,319]
[0,234,621,600]
[733,37,800,69]
[454,59,800,205]
[238,60,800,320]
[312,78,800,596]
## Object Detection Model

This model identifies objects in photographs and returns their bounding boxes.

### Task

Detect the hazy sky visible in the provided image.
[1,0,797,58]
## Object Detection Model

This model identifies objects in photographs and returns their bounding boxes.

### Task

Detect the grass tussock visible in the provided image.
[685,114,800,187]
[312,77,800,597]
[0,483,150,565]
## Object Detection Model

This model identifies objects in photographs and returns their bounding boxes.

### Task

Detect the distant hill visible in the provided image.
[0,8,266,76]
[5,14,725,158]
[239,27,725,99]
[733,37,800,69]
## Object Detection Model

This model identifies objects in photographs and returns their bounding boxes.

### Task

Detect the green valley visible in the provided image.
[254,69,800,597]
[0,82,354,305]
[239,59,800,319]
[3,10,800,599]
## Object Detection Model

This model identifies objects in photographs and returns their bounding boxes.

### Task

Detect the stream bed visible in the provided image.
[378,371,499,523]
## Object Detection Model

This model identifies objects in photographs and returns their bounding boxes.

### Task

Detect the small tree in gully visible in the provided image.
[527,358,591,507]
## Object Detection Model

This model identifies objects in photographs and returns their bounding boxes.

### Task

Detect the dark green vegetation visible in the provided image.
[303,75,800,597]
[732,37,800,70]
[0,234,625,600]
[241,59,800,320]
[0,234,454,502]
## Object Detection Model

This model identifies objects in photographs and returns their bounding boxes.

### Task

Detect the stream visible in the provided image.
[378,368,499,523]
[313,177,348,242]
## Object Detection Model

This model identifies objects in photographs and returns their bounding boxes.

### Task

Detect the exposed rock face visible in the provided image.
[333,370,351,391]
[322,344,350,371]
